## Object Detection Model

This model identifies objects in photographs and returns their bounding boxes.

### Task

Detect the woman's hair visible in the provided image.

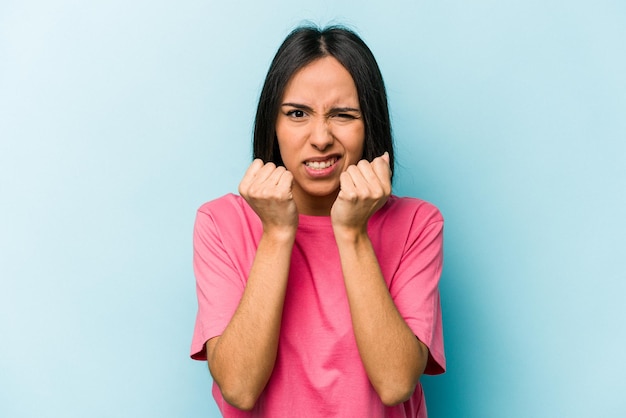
[253,25,394,178]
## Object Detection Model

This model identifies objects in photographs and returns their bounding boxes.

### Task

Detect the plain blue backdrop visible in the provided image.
[1,1,625,417]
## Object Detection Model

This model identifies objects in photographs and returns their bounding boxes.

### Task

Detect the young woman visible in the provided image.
[191,25,445,417]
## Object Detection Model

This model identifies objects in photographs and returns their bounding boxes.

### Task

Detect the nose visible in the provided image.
[308,117,334,151]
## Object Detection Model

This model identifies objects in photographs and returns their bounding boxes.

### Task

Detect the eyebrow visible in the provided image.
[281,103,361,114]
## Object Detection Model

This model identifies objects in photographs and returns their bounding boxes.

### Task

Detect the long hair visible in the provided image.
[253,25,394,178]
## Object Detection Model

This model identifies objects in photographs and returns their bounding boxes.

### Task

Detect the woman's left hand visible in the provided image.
[330,152,391,236]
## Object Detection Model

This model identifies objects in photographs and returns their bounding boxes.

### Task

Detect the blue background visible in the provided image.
[1,1,625,417]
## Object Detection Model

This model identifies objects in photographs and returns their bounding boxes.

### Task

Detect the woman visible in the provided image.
[191,25,445,417]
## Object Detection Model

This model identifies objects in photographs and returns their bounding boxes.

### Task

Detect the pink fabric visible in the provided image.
[191,193,445,417]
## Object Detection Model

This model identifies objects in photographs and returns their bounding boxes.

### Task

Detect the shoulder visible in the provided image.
[197,193,249,216]
[195,194,260,234]
[197,193,259,223]
[368,195,443,250]
[375,195,443,227]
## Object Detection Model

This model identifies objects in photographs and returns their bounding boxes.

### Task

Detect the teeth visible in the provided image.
[306,158,336,170]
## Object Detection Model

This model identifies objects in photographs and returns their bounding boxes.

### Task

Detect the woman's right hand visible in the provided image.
[239,159,298,235]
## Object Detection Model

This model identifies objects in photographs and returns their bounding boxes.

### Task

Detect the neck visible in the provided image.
[293,189,339,216]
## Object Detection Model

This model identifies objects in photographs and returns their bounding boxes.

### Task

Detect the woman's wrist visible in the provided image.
[262,224,297,243]
[332,224,369,246]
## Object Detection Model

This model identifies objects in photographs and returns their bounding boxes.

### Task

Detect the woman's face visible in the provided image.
[275,56,365,215]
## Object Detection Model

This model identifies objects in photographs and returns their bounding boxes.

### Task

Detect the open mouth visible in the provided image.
[304,157,338,170]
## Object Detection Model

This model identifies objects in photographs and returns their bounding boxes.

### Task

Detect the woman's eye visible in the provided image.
[287,110,305,118]
[335,113,356,120]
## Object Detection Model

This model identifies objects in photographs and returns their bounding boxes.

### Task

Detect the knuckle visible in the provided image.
[260,188,275,199]
[372,189,384,200]
[249,185,264,198]
[345,191,358,201]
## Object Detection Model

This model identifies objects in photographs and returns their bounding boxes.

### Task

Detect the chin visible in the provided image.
[301,182,340,198]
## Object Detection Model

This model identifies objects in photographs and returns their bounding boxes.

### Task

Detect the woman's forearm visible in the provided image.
[335,230,429,406]
[206,230,295,410]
